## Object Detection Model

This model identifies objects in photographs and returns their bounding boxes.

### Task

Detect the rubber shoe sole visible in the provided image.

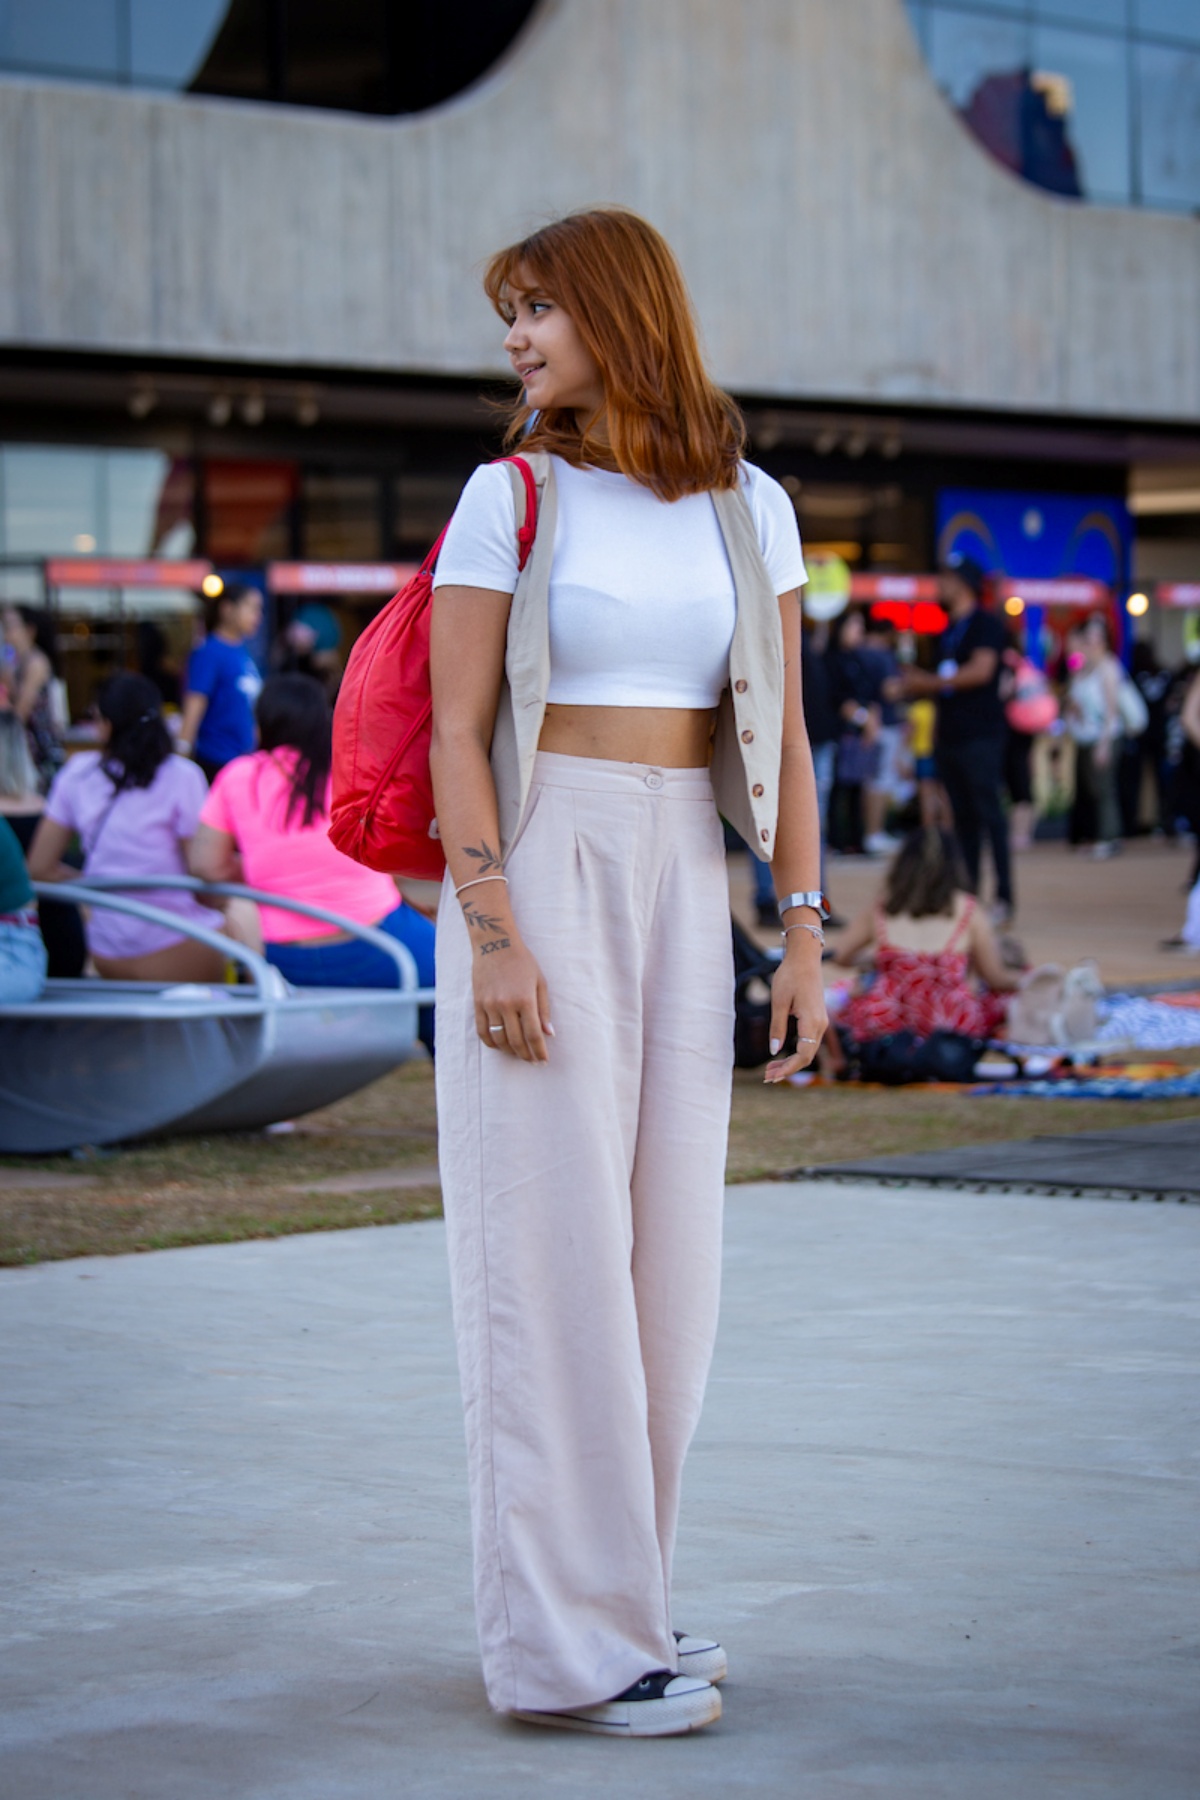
[512,1674,721,1737]
[675,1632,728,1684]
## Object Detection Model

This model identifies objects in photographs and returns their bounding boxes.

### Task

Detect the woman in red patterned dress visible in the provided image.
[836,827,1019,1042]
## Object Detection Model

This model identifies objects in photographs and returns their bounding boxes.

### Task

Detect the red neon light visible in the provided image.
[1158,582,1200,608]
[868,600,949,634]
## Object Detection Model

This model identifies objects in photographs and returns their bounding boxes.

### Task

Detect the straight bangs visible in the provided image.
[483,208,745,503]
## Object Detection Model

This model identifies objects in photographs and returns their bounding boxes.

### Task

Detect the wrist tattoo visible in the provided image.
[478,938,511,956]
[462,839,502,874]
[463,905,505,934]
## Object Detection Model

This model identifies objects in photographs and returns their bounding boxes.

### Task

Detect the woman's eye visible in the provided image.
[530,301,551,315]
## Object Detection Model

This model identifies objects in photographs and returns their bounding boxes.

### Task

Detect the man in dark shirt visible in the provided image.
[895,557,1014,918]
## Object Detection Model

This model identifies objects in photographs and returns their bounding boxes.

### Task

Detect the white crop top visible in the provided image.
[434,456,806,708]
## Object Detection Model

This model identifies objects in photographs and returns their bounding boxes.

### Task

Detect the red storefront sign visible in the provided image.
[267,562,418,595]
[46,558,213,587]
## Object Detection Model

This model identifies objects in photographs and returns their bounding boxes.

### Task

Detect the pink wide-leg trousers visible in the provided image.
[435,752,734,1714]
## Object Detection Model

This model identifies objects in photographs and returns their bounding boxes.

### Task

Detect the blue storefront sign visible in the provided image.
[937,488,1133,662]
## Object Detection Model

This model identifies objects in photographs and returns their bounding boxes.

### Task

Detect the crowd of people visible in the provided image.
[1,555,1199,1025]
[794,562,1200,930]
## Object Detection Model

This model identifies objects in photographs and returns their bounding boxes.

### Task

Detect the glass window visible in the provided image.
[904,2,929,54]
[1135,1,1200,48]
[927,7,1030,111]
[930,0,1027,14]
[129,0,230,87]
[0,0,121,79]
[0,446,195,558]
[1032,25,1131,202]
[302,473,382,561]
[0,448,103,554]
[1034,0,1126,26]
[203,460,297,563]
[393,473,463,554]
[1138,40,1200,207]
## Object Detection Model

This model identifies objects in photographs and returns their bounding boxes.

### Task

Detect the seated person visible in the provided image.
[835,826,1019,1042]
[0,708,86,976]
[189,673,435,1054]
[27,674,224,982]
[0,814,46,1002]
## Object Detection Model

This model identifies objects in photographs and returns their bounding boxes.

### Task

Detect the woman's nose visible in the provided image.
[503,319,525,353]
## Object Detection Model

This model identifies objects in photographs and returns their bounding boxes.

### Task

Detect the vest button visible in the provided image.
[734,679,748,693]
[760,829,770,843]
[741,729,754,744]
[752,783,764,798]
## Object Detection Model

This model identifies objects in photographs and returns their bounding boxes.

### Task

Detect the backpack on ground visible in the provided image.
[329,456,539,879]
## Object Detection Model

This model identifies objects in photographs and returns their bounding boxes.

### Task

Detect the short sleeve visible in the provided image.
[743,465,808,595]
[198,760,238,836]
[42,756,85,832]
[186,639,218,698]
[433,463,523,594]
[169,756,210,836]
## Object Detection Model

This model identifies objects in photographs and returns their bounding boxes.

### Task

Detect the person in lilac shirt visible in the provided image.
[28,674,226,982]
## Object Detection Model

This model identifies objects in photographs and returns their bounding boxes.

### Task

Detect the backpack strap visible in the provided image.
[497,454,539,572]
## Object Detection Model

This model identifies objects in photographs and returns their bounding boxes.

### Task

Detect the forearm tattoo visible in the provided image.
[461,841,510,955]
[462,839,502,874]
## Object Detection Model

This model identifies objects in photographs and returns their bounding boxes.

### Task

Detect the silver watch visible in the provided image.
[777,890,830,922]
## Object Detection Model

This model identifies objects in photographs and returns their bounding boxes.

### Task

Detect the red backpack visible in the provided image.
[329,455,538,878]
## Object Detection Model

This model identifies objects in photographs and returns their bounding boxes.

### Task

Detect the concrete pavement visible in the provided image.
[2,1181,1198,1798]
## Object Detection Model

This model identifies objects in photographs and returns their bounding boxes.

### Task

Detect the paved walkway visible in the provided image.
[2,1181,1198,1799]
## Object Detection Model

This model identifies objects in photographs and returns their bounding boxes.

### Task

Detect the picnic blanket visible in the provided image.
[1095,995,1200,1050]
[973,1063,1200,1100]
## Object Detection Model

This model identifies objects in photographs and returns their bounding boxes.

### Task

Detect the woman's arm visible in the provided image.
[765,593,830,1083]
[25,816,76,883]
[187,824,242,888]
[967,907,1020,992]
[177,691,208,757]
[429,584,551,1064]
[13,649,51,724]
[1094,659,1122,766]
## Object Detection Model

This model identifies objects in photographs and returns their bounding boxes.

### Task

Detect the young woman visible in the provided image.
[2,604,65,790]
[28,673,224,982]
[1064,616,1123,857]
[834,826,1018,1042]
[429,208,826,1738]
[189,674,435,1054]
[180,585,264,781]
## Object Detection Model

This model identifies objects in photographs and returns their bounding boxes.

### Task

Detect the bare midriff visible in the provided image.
[537,703,716,768]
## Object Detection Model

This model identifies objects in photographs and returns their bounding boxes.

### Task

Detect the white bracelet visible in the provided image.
[455,874,508,899]
[782,921,825,949]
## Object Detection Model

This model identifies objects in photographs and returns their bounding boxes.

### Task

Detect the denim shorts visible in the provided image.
[0,919,48,1003]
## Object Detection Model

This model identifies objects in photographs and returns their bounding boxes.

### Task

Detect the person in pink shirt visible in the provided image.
[189,674,435,1052]
[28,674,226,982]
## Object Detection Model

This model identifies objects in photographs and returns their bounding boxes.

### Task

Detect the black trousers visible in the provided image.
[937,735,1013,907]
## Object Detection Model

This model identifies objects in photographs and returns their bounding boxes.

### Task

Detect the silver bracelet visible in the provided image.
[455,874,508,899]
[782,922,826,948]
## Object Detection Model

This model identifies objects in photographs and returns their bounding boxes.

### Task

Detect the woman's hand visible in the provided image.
[472,934,553,1064]
[765,935,829,1084]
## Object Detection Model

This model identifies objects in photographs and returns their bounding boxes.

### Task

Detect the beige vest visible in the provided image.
[491,452,786,862]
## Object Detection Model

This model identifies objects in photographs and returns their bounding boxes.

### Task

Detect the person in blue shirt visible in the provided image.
[181,585,264,780]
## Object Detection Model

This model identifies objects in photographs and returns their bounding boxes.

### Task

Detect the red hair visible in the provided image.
[483,208,745,502]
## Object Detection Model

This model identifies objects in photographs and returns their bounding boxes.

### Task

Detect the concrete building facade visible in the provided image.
[1,0,1198,689]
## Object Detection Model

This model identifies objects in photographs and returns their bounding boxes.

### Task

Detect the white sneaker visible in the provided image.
[864,831,902,856]
[512,1669,721,1737]
[674,1630,728,1684]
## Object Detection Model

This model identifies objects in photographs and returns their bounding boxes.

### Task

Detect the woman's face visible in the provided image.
[502,274,605,421]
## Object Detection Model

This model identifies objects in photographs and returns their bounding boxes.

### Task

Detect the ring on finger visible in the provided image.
[488,1024,505,1035]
